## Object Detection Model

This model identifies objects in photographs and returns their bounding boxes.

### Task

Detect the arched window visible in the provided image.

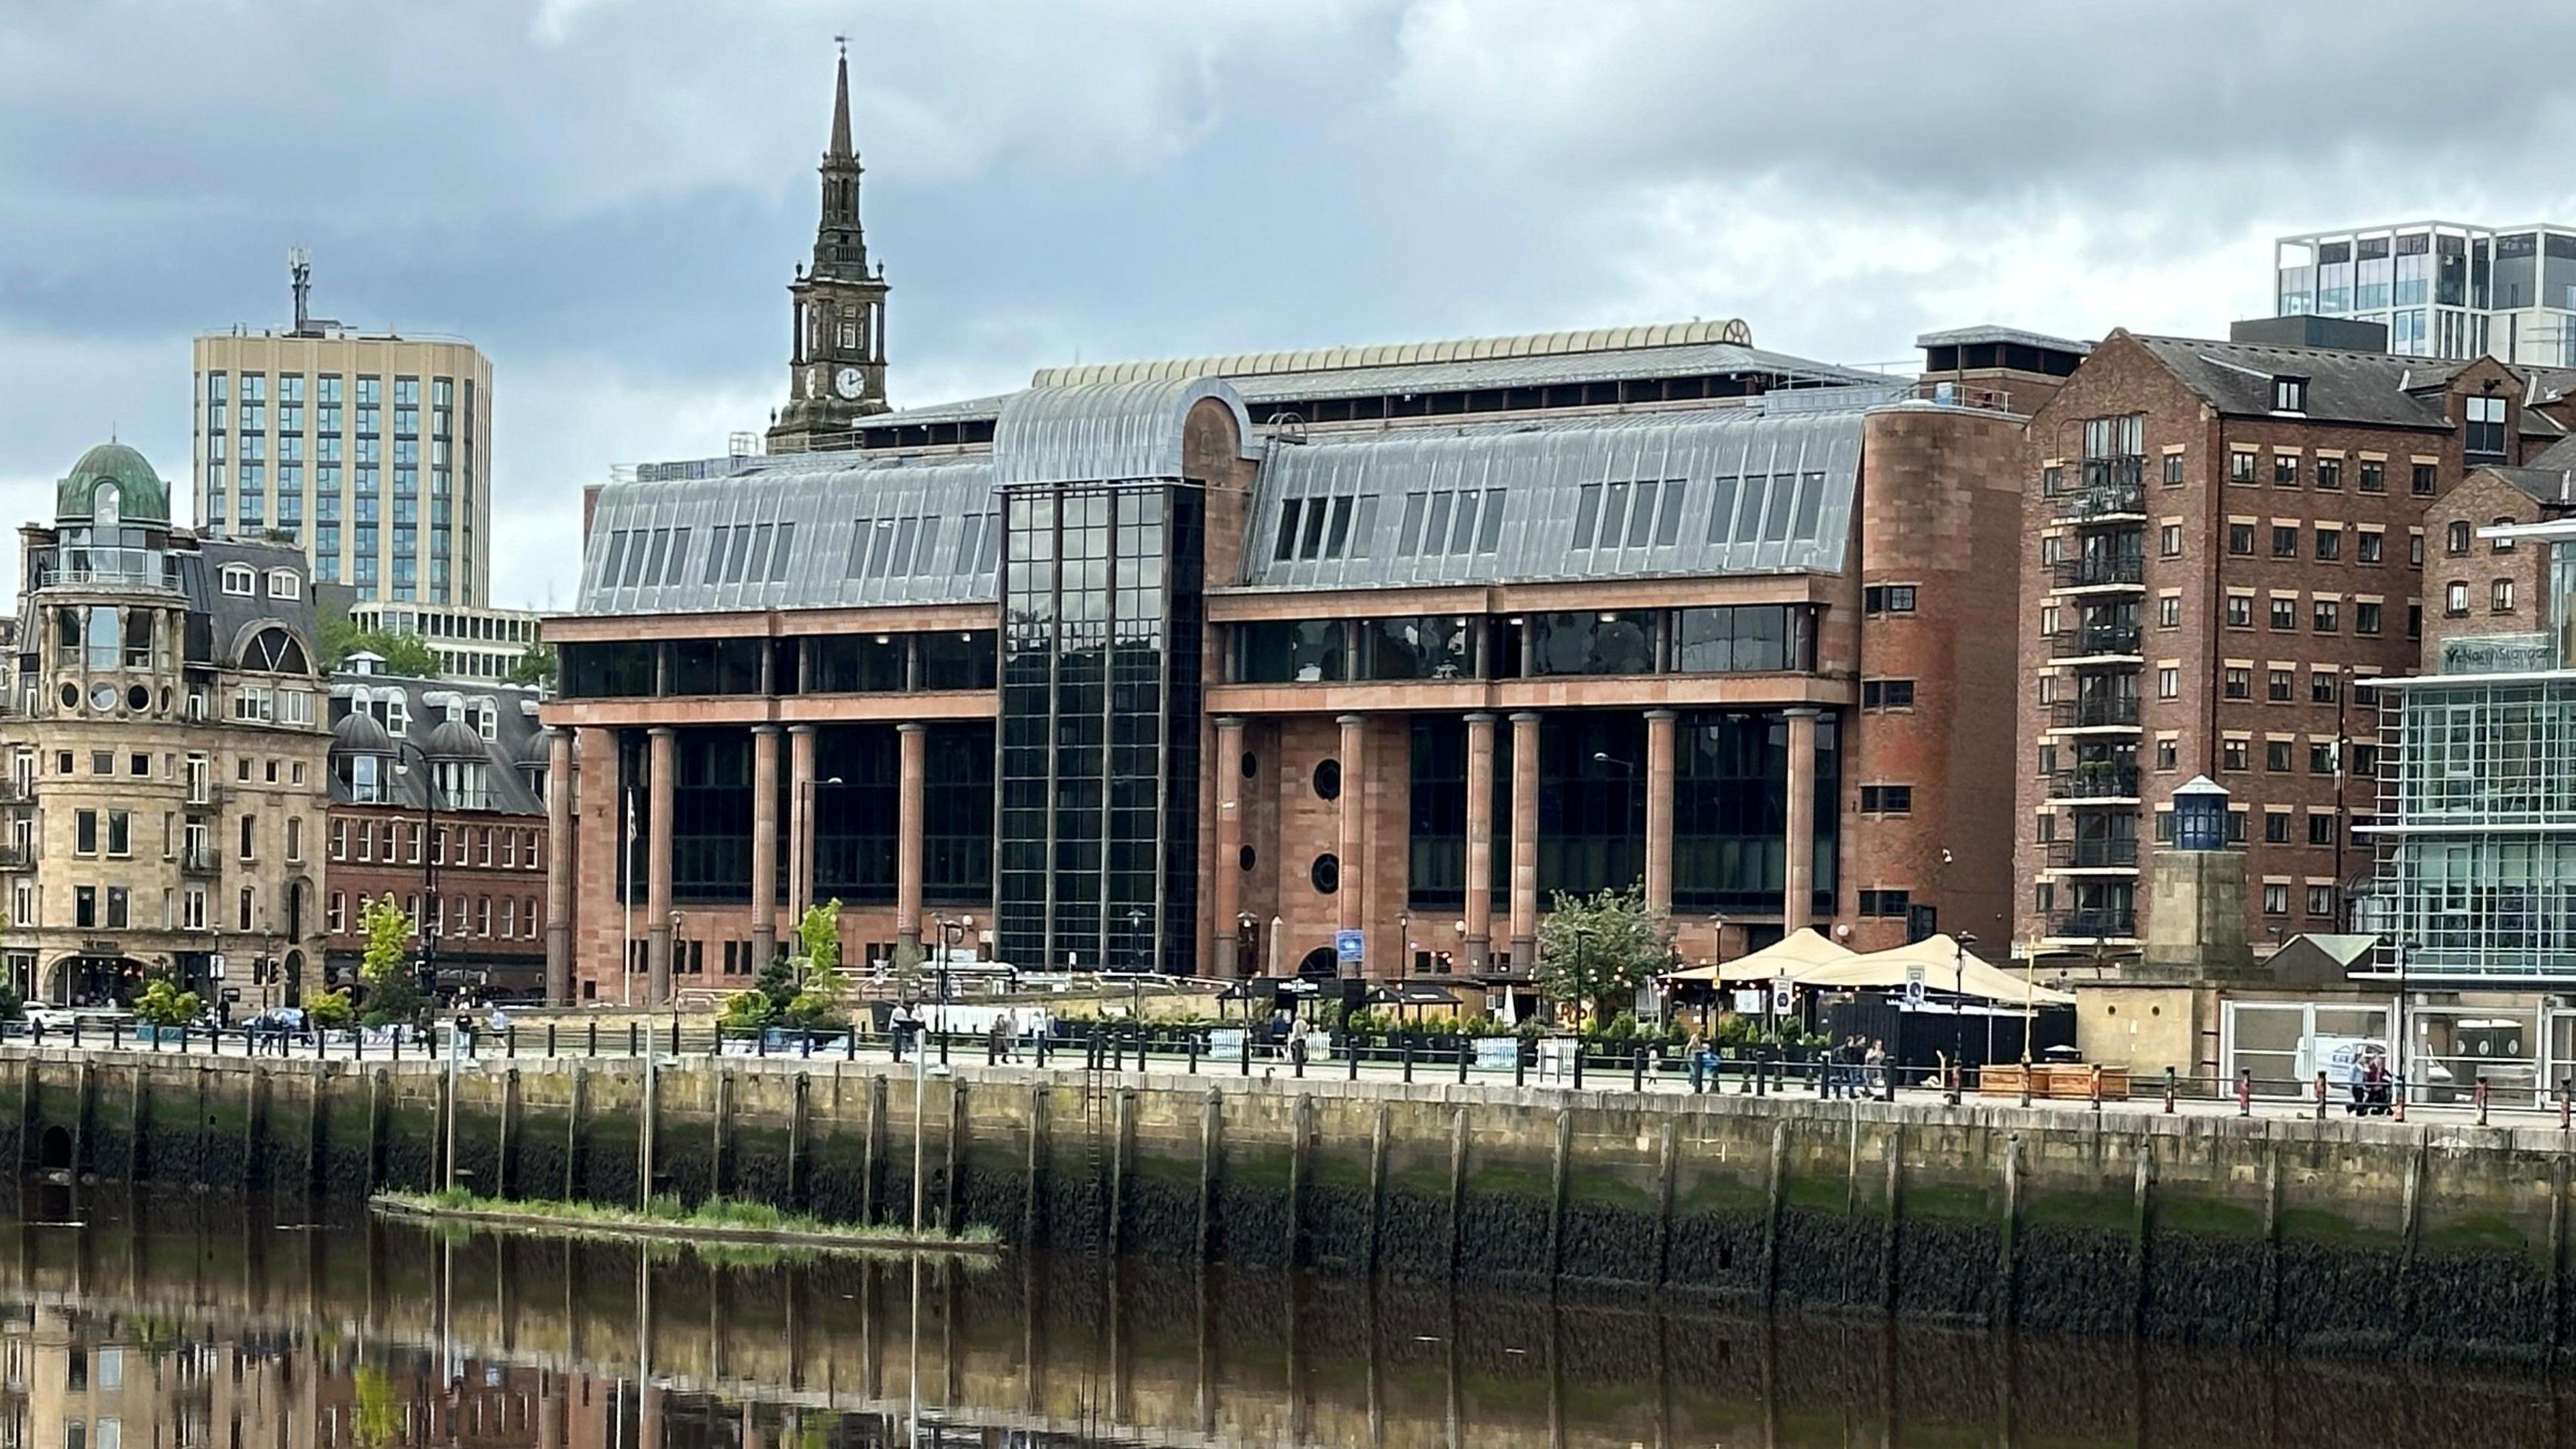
[243,627,310,675]
[94,482,120,528]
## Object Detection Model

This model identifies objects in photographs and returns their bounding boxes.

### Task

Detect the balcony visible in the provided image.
[2045,837,2139,871]
[180,845,220,876]
[2050,696,2141,730]
[0,779,30,805]
[2049,457,2147,523]
[2049,625,2142,661]
[2051,555,2145,591]
[2048,765,2141,801]
[0,845,30,871]
[2047,907,2137,941]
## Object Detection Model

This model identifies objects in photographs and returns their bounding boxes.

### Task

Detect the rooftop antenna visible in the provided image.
[289,247,312,335]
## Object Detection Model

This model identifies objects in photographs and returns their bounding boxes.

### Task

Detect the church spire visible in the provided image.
[827,36,853,162]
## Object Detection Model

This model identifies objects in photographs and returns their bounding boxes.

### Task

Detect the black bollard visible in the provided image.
[506,1025,517,1060]
[588,1020,598,1057]
[1401,1038,1414,1084]
[1632,1045,1646,1093]
[1187,1035,1199,1074]
[1516,1044,1527,1089]
[1573,1043,1585,1091]
[1458,1037,1470,1085]
[628,1022,639,1057]
[1346,1037,1358,1080]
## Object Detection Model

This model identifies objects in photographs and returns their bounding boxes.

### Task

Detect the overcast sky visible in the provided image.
[9,0,2576,609]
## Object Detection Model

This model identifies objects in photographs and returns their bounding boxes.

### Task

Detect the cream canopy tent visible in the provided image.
[1661,928,1856,985]
[1796,933,2076,1006]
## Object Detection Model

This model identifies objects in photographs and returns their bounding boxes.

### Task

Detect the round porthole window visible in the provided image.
[1239,845,1256,871]
[1313,759,1342,801]
[1240,751,1258,780]
[89,684,117,713]
[127,684,150,712]
[1311,853,1340,894]
[158,687,172,714]
[58,683,78,710]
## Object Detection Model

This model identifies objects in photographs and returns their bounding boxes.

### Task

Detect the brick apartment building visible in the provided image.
[2420,433,2576,667]
[2017,319,2576,960]
[323,669,549,1001]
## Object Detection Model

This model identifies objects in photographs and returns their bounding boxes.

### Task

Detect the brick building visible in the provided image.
[2017,326,2576,961]
[537,311,2060,1007]
[323,670,549,1001]
[2420,435,2576,668]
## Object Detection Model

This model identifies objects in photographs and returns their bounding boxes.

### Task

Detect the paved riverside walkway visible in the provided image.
[9,1020,2566,1132]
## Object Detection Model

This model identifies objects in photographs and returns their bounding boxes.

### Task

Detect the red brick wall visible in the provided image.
[1847,404,2028,951]
[2012,335,2540,957]
[2422,472,2551,667]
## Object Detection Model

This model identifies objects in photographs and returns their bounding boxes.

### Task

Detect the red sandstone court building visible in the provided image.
[533,321,2061,1005]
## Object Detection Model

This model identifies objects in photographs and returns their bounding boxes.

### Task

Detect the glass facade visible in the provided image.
[997,482,1203,975]
[1673,710,1839,914]
[2375,676,2576,977]
[1407,715,1511,911]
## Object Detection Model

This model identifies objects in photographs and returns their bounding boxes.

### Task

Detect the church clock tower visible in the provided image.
[767,42,891,453]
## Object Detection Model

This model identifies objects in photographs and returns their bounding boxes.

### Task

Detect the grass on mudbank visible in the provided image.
[378,1188,999,1246]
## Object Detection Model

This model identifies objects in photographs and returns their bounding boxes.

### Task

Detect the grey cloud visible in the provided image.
[7,0,2575,608]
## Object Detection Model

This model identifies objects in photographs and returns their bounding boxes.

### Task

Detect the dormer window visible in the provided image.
[2467,394,2508,457]
[266,569,301,600]
[219,564,254,597]
[2272,376,2308,414]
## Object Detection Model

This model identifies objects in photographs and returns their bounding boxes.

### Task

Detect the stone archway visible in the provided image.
[1296,946,1338,979]
[47,955,144,1008]
[284,949,305,1008]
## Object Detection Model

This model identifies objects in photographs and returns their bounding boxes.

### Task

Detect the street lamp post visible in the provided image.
[1592,751,1641,889]
[1951,932,1978,1104]
[393,741,443,1016]
[793,773,845,918]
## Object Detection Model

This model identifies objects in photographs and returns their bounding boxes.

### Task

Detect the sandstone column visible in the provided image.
[787,724,816,924]
[1782,707,1820,933]
[1336,714,1366,977]
[1212,716,1246,977]
[1463,712,1497,972]
[896,722,926,958]
[1644,709,1678,916]
[1508,711,1542,968]
[749,725,782,969]
[646,726,676,1004]
[543,729,575,1005]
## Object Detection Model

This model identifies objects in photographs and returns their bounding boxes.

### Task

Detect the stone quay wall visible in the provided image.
[7,1049,2571,1362]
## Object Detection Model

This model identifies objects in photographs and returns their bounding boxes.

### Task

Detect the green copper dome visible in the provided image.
[56,442,170,527]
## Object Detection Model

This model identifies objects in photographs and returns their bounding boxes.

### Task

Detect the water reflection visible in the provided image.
[0,1184,2562,1447]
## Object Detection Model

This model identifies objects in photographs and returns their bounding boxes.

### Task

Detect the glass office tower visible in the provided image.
[997,481,1204,975]
[2277,221,2576,365]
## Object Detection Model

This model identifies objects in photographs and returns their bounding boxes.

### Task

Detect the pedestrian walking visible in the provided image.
[888,1001,913,1062]
[1686,1031,1709,1094]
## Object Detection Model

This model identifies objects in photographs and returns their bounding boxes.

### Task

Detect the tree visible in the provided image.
[318,608,364,669]
[358,893,422,1026]
[795,900,842,980]
[1534,886,1670,1028]
[716,989,776,1031]
[304,987,354,1030]
[360,631,443,678]
[506,642,558,688]
[133,967,201,1030]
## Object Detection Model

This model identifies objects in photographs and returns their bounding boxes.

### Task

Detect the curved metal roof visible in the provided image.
[1033,319,1756,386]
[582,454,999,614]
[1238,407,1862,591]
[991,378,1250,486]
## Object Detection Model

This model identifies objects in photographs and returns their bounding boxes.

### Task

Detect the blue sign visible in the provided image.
[1335,928,1365,965]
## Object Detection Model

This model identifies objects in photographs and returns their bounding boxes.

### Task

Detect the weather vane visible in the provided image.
[834,33,847,57]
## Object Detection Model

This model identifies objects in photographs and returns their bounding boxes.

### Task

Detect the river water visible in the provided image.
[0,1183,2561,1448]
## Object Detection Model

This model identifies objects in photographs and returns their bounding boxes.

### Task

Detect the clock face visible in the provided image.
[833,366,865,400]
